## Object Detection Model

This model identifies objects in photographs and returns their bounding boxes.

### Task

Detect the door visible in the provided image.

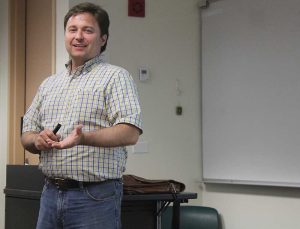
[9,0,56,165]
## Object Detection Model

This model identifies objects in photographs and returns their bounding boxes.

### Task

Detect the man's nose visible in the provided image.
[75,31,83,40]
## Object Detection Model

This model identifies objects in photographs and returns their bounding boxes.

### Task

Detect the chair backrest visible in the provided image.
[161,205,220,229]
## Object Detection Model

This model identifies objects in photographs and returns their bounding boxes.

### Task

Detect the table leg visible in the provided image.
[171,200,180,229]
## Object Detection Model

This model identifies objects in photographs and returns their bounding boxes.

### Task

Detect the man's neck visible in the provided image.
[71,61,84,71]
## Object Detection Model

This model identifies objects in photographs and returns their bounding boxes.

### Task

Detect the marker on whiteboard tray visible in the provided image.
[53,123,61,134]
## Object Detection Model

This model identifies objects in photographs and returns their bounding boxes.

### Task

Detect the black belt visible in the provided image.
[46,177,102,190]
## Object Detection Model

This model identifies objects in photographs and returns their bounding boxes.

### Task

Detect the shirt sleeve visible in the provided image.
[105,68,143,134]
[22,84,44,133]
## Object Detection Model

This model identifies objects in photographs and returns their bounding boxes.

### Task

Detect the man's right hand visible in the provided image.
[21,130,60,154]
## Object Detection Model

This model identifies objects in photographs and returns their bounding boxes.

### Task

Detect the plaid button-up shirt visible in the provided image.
[23,54,142,181]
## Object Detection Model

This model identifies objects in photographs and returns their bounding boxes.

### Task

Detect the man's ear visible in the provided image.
[100,34,108,46]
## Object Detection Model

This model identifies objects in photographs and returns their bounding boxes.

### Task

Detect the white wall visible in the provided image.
[0,0,9,228]
[105,0,202,199]
[203,184,300,229]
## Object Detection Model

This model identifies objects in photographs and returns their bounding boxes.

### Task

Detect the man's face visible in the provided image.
[64,12,107,67]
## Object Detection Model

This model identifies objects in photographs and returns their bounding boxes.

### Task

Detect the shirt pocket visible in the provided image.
[72,87,107,123]
[40,90,64,123]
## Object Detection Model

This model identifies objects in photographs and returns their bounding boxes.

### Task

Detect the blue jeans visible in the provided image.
[36,179,123,229]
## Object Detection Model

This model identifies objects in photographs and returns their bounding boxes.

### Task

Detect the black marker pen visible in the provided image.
[53,123,61,134]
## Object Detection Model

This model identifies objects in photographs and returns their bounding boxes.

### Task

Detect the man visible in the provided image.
[21,2,142,229]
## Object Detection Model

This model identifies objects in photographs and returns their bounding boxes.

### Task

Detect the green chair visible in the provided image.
[161,205,220,229]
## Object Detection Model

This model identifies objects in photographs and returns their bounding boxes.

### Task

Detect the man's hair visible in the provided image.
[64,2,110,53]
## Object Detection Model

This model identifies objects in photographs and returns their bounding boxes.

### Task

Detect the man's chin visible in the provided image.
[70,54,88,61]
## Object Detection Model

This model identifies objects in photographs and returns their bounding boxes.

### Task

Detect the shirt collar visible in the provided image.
[65,54,106,77]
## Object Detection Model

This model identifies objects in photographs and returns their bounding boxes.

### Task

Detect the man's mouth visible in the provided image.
[73,44,87,47]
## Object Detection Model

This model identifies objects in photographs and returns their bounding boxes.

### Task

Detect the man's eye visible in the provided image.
[68,28,77,32]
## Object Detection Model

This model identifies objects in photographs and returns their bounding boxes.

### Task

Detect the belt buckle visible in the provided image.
[53,178,66,190]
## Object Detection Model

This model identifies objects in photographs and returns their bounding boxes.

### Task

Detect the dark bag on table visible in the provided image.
[123,174,185,194]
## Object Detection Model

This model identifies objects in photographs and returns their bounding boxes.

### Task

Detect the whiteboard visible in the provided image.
[202,0,300,187]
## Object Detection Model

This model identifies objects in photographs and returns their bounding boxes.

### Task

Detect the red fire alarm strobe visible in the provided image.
[128,0,145,17]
